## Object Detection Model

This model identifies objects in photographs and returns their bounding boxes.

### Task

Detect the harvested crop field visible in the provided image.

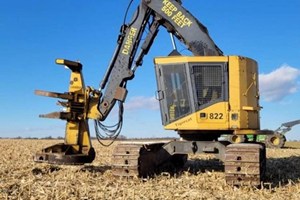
[1,139,300,199]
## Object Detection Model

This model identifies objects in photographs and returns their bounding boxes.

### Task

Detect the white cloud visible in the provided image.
[125,96,159,111]
[259,64,300,102]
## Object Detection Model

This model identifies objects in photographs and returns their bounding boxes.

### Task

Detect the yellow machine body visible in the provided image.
[154,56,260,135]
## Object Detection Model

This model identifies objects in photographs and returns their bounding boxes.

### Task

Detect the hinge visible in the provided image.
[155,90,164,100]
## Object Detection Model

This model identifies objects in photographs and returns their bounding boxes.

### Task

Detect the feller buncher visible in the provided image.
[34,0,274,186]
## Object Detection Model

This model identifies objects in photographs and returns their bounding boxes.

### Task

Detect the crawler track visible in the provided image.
[111,143,142,177]
[111,142,167,178]
[112,141,266,186]
[224,143,266,186]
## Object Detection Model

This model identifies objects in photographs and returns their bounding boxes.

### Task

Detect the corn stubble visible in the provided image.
[1,139,300,199]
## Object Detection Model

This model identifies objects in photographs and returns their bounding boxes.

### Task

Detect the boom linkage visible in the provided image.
[97,0,222,121]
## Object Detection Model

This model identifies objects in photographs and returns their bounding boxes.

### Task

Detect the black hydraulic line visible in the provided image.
[133,18,160,71]
[123,0,134,25]
[94,101,124,147]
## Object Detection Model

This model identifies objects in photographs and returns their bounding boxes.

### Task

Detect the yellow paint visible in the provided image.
[154,56,228,64]
[228,56,260,130]
[164,102,229,130]
[155,55,261,133]
[63,64,93,153]
[171,11,193,28]
[122,27,137,55]
[55,58,64,65]
[161,0,193,28]
[162,0,178,16]
[242,106,260,111]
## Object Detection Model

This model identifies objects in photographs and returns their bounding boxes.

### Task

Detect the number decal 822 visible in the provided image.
[209,113,223,120]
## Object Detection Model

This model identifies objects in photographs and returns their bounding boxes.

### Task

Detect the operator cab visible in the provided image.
[154,56,228,126]
[154,56,260,138]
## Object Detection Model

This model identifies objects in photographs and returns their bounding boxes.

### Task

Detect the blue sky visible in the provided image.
[1,0,300,140]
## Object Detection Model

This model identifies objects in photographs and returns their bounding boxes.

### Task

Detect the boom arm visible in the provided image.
[275,119,300,135]
[98,0,222,120]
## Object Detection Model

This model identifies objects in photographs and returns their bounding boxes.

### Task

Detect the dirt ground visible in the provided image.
[0,139,300,199]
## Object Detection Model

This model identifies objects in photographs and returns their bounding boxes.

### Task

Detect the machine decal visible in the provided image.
[162,0,193,28]
[209,113,224,120]
[122,27,137,55]
[174,117,192,127]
